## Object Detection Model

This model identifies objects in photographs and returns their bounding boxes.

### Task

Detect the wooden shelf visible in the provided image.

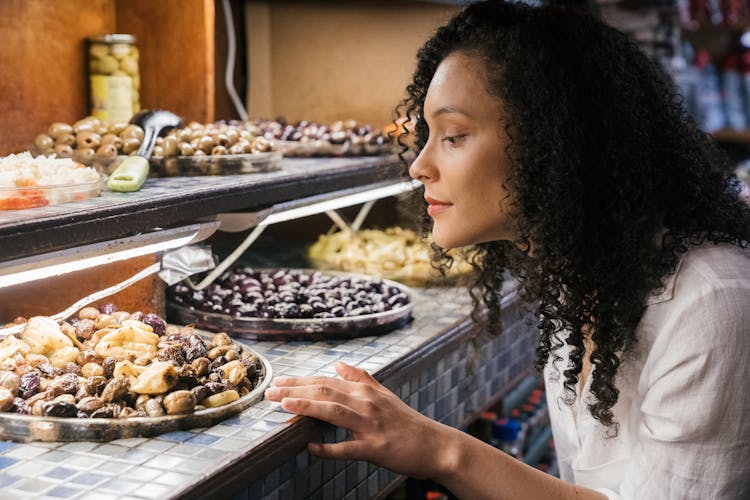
[710,129,750,144]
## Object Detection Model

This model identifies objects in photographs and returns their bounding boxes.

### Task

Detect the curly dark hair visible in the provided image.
[395,0,750,433]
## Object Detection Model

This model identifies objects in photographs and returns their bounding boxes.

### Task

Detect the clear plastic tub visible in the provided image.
[0,179,102,210]
[152,151,282,176]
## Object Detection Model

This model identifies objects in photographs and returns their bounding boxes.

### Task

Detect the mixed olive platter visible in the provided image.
[168,268,413,340]
[0,305,270,442]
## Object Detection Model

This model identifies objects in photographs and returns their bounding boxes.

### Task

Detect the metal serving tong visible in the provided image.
[0,245,215,339]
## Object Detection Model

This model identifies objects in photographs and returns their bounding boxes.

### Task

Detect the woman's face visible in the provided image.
[409,51,516,249]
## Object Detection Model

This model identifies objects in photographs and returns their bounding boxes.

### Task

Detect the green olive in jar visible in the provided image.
[120,56,139,76]
[96,55,119,75]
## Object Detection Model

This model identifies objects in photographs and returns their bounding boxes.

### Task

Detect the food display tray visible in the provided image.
[152,151,282,177]
[167,272,414,341]
[0,336,272,443]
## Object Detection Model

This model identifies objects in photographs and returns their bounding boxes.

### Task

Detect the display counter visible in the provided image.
[0,155,538,499]
[0,285,537,500]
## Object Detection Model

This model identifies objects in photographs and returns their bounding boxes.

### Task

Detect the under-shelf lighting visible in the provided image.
[0,222,219,289]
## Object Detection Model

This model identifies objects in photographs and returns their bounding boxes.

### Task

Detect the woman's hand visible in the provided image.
[264,361,452,479]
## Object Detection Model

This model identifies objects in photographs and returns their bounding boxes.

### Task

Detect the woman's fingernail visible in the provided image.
[308,442,322,454]
[265,388,279,399]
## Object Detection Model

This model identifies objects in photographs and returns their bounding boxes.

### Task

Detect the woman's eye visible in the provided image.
[441,134,466,146]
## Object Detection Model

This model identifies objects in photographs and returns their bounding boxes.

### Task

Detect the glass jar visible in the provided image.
[87,34,141,122]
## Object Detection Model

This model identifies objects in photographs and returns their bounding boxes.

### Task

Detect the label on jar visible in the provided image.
[90,75,134,122]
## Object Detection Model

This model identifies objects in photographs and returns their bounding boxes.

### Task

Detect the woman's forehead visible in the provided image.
[424,53,501,121]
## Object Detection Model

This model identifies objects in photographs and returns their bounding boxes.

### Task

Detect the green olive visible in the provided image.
[35,134,54,151]
[96,55,119,75]
[225,129,240,145]
[161,136,178,156]
[54,144,74,157]
[110,122,129,136]
[122,137,141,154]
[197,136,215,151]
[214,134,229,147]
[178,128,193,142]
[76,147,95,161]
[188,121,203,131]
[76,131,102,149]
[101,134,122,149]
[56,133,76,147]
[252,137,272,152]
[110,43,132,59]
[73,120,96,134]
[89,43,109,59]
[120,124,144,141]
[211,145,228,156]
[120,56,138,76]
[152,145,164,157]
[179,142,195,156]
[228,144,244,155]
[96,144,118,157]
[48,122,73,139]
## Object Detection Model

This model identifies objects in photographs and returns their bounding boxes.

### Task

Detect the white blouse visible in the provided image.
[544,243,750,499]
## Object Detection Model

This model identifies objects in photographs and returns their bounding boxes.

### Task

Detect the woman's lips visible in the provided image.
[425,196,452,216]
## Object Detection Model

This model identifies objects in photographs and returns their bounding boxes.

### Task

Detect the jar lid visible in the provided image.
[88,34,136,44]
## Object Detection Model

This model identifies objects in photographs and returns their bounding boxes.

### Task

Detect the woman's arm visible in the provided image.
[265,361,605,500]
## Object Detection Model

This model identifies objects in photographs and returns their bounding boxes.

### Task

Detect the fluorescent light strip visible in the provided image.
[262,180,420,226]
[0,234,196,289]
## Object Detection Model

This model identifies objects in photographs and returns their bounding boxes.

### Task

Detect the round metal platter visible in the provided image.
[0,340,272,443]
[167,270,414,341]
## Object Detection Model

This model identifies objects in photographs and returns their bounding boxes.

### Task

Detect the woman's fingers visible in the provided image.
[307,440,369,460]
[266,383,346,403]
[281,398,363,429]
[335,361,380,387]
[273,374,352,391]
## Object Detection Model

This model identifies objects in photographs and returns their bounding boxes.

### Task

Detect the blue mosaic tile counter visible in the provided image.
[0,286,538,500]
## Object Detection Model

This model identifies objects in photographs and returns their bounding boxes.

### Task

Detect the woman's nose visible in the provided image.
[409,147,434,182]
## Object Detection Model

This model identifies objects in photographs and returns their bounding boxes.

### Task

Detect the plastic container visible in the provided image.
[153,151,282,177]
[88,34,141,122]
[0,179,102,210]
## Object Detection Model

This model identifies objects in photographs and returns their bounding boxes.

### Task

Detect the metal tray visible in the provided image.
[152,151,282,177]
[0,334,272,443]
[167,270,414,341]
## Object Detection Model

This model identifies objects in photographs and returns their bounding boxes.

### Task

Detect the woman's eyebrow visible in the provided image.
[431,105,473,119]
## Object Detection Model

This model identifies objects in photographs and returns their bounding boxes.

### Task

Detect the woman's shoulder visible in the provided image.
[678,241,750,285]
[641,242,750,353]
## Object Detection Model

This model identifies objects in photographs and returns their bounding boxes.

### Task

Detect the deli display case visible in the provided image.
[0,2,541,499]
[0,153,539,499]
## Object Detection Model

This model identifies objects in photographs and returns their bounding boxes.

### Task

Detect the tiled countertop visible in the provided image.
[0,286,519,500]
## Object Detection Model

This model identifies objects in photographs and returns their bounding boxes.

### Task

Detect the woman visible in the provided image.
[265,1,750,498]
